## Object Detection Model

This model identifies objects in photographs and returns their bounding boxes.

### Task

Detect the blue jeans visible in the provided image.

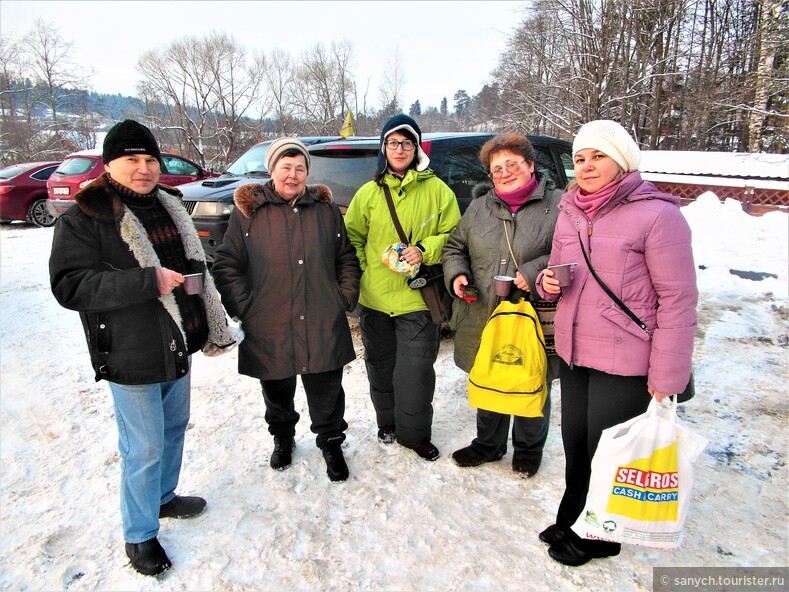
[109,364,191,543]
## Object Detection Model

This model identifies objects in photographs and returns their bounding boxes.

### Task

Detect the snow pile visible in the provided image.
[0,195,786,591]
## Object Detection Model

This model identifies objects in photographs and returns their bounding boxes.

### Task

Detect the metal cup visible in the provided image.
[547,264,577,288]
[493,275,514,297]
[183,273,204,295]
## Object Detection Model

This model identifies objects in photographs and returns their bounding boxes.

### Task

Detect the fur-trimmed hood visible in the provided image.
[233,180,333,218]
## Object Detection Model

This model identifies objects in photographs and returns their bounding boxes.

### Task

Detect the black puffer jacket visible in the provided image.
[49,174,236,384]
[212,181,360,381]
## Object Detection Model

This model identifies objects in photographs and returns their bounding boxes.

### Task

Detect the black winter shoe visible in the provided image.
[270,437,295,470]
[538,524,567,546]
[512,450,542,477]
[451,445,500,467]
[159,495,207,519]
[414,442,440,461]
[125,537,171,577]
[159,495,206,518]
[548,537,620,567]
[322,441,349,482]
[377,426,396,444]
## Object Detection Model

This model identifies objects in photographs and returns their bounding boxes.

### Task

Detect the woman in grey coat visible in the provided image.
[442,134,562,477]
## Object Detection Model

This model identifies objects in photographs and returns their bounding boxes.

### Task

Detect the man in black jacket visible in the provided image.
[49,120,235,577]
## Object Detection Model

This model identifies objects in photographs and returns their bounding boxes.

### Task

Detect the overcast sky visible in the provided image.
[1,0,525,113]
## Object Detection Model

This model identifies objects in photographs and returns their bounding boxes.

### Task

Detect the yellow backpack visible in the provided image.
[468,299,548,417]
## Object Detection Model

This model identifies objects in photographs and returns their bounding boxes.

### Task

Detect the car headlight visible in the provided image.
[193,202,234,217]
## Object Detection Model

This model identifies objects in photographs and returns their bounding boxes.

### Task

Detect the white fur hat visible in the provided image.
[572,120,641,172]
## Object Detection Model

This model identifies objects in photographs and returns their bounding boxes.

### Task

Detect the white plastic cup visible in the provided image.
[183,273,204,295]
[494,275,515,297]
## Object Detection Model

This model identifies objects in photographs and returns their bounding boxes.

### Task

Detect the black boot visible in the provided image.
[159,495,206,519]
[538,524,567,546]
[322,440,349,482]
[512,450,542,477]
[125,537,171,577]
[451,445,499,467]
[270,437,295,470]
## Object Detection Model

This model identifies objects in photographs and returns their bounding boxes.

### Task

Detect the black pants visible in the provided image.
[556,359,651,552]
[260,367,348,449]
[471,356,559,458]
[358,305,440,448]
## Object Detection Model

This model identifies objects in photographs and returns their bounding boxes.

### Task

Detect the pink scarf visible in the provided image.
[573,171,641,219]
[494,174,539,213]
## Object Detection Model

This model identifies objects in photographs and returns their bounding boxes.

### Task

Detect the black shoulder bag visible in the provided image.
[578,233,694,402]
[381,184,452,324]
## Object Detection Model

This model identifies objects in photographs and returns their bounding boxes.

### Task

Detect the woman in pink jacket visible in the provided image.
[536,120,698,567]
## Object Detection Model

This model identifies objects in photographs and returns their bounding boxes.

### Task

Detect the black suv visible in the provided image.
[179,136,340,258]
[308,133,573,214]
[182,132,573,262]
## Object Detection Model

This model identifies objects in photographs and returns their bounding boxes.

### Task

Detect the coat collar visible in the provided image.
[232,180,333,218]
[74,172,183,223]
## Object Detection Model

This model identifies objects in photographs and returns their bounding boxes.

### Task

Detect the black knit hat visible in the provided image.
[377,114,430,175]
[102,120,163,165]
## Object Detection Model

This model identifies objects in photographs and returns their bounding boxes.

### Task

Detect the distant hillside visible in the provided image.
[3,82,145,120]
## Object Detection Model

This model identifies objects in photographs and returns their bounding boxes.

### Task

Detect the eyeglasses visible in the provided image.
[488,160,526,179]
[385,139,416,151]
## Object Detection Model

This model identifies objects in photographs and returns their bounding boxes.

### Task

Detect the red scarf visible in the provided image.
[494,174,539,213]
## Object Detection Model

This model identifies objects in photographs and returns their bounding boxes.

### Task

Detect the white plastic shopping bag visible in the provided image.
[572,398,708,549]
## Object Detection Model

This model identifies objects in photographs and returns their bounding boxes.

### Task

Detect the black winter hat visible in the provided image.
[102,119,163,165]
[377,113,430,175]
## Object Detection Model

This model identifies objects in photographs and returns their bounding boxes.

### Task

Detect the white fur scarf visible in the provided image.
[118,189,237,356]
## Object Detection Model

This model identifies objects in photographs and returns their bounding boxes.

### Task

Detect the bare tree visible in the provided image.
[378,48,405,115]
[263,48,296,134]
[23,19,90,125]
[137,32,269,168]
[291,40,356,135]
[747,0,788,151]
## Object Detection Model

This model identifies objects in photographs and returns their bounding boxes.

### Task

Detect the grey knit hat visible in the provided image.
[572,120,641,172]
[266,138,311,173]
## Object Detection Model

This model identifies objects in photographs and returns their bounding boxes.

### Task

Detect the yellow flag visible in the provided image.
[339,109,354,138]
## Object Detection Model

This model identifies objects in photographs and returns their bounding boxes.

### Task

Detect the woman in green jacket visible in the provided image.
[345,114,460,461]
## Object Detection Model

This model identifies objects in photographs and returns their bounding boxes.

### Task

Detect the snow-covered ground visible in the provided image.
[1,192,787,591]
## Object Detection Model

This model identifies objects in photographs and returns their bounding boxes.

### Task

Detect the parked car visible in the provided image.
[46,149,217,218]
[0,161,61,227]
[181,132,573,262]
[308,133,574,213]
[179,136,340,258]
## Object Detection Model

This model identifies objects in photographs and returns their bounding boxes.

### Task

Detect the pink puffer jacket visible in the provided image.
[536,173,697,394]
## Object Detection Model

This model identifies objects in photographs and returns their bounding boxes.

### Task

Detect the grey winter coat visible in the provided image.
[442,172,562,372]
[211,181,361,381]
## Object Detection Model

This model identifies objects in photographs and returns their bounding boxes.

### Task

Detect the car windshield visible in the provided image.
[0,164,35,179]
[55,157,96,176]
[226,143,270,176]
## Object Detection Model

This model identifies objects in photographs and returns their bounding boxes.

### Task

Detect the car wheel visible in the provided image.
[28,198,56,227]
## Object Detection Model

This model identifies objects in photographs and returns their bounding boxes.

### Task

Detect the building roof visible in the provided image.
[639,151,788,181]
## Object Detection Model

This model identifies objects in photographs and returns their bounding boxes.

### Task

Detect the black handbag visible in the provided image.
[381,184,452,324]
[578,233,695,402]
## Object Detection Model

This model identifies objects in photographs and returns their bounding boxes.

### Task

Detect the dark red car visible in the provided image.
[47,149,216,218]
[0,161,61,227]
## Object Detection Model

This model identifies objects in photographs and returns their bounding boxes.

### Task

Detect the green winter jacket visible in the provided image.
[344,168,460,316]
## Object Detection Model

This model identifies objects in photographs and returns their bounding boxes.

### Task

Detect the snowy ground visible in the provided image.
[0,192,787,591]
